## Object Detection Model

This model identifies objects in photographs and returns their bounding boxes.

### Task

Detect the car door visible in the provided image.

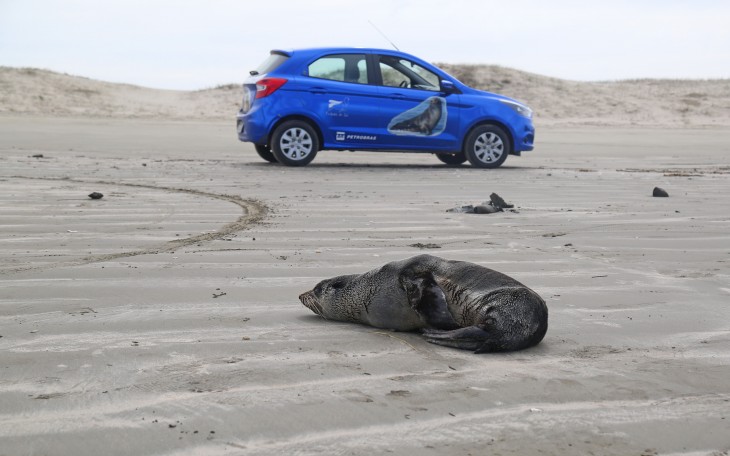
[301,53,382,149]
[374,55,461,151]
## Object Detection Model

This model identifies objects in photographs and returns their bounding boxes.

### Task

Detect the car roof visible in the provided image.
[271,47,421,59]
[265,47,483,95]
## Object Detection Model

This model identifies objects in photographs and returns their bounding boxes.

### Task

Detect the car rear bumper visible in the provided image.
[236,107,269,145]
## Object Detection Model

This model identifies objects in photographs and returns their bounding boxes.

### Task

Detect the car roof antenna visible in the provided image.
[368,20,400,51]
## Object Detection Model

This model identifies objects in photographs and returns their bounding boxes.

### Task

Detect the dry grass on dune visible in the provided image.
[1,65,729,127]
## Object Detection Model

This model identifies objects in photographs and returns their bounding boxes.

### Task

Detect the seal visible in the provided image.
[390,97,443,135]
[299,254,548,353]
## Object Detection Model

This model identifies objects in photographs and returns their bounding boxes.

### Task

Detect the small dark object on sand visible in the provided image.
[474,205,500,214]
[489,193,514,209]
[447,193,515,214]
[446,205,475,213]
[88,192,104,200]
[31,154,44,158]
[409,242,442,249]
[653,187,669,197]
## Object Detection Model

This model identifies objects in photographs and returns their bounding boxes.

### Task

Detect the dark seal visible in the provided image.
[390,97,443,135]
[299,254,548,353]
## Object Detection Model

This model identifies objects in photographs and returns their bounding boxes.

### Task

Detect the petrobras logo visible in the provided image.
[347,134,377,141]
[335,131,376,142]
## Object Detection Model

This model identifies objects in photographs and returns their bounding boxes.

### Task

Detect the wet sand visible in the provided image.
[1,117,729,455]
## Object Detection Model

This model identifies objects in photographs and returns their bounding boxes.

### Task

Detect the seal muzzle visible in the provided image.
[299,290,326,319]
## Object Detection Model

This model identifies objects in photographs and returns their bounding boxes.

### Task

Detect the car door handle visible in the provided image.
[389,93,406,100]
[309,87,327,94]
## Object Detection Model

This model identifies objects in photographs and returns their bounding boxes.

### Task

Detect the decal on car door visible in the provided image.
[387,96,447,136]
[327,98,350,118]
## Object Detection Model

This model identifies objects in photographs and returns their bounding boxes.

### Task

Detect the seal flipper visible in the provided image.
[422,326,506,353]
[401,273,460,330]
[422,326,489,352]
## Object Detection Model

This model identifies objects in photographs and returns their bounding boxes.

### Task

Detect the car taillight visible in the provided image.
[255,77,287,98]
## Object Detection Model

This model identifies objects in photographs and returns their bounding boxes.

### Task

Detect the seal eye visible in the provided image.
[330,280,345,290]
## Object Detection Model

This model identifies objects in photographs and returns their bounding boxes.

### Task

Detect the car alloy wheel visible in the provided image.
[271,120,319,166]
[464,125,510,168]
[280,128,313,160]
[474,132,504,162]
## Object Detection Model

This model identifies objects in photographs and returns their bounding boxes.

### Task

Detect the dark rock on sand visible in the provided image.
[488,193,514,209]
[653,187,669,197]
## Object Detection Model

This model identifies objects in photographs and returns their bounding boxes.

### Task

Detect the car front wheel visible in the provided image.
[464,125,510,168]
[271,120,319,166]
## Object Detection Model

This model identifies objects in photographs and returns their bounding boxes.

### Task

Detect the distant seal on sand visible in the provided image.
[390,97,443,135]
[299,254,548,353]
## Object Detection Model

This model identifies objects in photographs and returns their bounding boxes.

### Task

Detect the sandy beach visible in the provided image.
[1,114,729,455]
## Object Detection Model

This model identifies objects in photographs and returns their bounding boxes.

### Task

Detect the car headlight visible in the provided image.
[500,99,533,119]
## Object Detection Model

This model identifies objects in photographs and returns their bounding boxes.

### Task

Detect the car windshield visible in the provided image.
[254,53,289,75]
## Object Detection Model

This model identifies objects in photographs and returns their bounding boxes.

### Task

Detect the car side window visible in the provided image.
[378,56,439,91]
[379,61,408,88]
[308,54,369,84]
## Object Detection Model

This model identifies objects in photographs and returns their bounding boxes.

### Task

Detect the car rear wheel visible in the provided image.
[436,152,467,165]
[271,120,319,166]
[254,144,277,163]
[464,125,510,168]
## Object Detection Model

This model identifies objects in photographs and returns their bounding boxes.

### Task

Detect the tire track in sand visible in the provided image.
[3,176,268,274]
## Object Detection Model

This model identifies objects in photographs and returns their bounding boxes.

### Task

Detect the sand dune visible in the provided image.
[439,63,730,127]
[2,65,729,126]
[0,67,238,120]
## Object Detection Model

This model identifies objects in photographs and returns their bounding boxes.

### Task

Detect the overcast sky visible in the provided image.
[1,0,728,90]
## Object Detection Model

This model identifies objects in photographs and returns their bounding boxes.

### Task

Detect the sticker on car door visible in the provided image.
[327,98,350,118]
[387,96,447,136]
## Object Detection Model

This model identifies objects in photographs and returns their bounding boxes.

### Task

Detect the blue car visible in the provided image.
[236,47,535,168]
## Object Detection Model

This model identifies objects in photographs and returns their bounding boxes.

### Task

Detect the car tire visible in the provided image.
[254,144,277,163]
[271,120,319,166]
[464,125,510,168]
[436,152,467,165]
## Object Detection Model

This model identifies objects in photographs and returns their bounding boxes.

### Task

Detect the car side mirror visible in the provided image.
[440,80,457,94]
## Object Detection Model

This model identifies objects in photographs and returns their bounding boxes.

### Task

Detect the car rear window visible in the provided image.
[307,54,369,84]
[255,53,289,75]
